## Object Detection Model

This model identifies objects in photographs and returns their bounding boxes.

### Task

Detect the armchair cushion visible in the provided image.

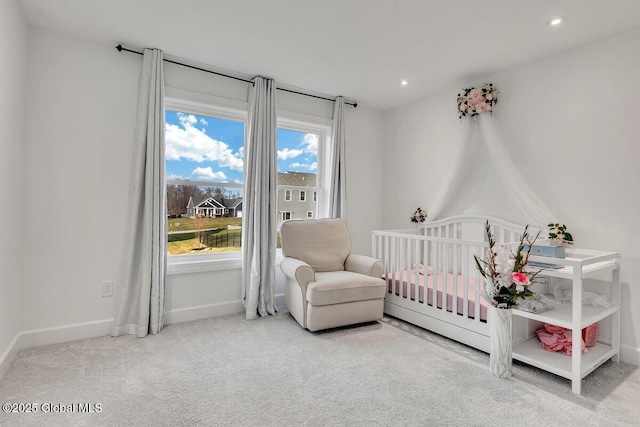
[306,271,386,306]
[280,219,351,272]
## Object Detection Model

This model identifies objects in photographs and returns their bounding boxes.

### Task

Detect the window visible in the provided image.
[276,123,325,227]
[280,211,292,221]
[164,95,330,272]
[165,106,245,257]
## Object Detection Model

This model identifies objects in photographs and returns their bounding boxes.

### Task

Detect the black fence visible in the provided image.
[203,229,242,248]
[168,228,283,249]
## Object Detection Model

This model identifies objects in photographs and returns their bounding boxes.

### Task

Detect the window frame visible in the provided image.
[165,93,248,275]
[164,88,332,275]
[284,189,292,201]
[299,190,306,202]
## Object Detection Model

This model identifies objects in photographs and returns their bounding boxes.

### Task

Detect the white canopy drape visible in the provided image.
[429,113,556,227]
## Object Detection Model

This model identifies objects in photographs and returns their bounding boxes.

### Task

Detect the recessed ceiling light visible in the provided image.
[546,16,566,27]
[401,80,408,86]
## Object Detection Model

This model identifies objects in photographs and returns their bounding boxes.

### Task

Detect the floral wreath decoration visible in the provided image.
[457,83,499,120]
[410,207,427,223]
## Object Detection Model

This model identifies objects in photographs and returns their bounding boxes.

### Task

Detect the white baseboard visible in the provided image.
[164,300,244,324]
[0,333,21,381]
[17,319,115,349]
[620,344,640,366]
[163,293,285,324]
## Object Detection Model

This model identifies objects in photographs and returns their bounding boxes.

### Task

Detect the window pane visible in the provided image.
[276,127,320,248]
[165,110,244,255]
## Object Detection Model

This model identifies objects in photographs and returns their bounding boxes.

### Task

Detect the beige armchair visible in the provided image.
[279,218,386,331]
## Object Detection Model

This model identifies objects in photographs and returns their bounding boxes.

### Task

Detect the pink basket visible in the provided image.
[582,324,598,347]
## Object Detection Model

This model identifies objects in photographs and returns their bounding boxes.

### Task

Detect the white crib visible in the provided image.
[372,215,527,353]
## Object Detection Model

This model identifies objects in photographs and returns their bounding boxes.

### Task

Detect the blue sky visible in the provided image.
[165,110,317,184]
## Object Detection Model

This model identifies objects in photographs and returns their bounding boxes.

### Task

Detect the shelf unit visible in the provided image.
[512,248,621,395]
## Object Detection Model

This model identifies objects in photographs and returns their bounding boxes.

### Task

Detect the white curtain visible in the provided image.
[242,76,278,320]
[429,113,555,227]
[329,96,346,218]
[112,49,166,338]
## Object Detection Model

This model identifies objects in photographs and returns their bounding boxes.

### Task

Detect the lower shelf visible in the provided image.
[513,337,617,380]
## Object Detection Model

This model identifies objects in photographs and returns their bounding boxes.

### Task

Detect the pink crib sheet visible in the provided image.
[385,269,487,321]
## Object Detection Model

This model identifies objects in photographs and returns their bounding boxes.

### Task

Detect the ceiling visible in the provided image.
[19,0,640,110]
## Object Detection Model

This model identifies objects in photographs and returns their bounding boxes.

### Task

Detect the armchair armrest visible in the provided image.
[344,253,384,278]
[280,257,316,294]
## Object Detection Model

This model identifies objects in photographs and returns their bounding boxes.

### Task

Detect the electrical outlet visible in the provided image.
[102,281,114,297]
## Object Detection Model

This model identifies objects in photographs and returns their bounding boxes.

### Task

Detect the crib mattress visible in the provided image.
[385,270,487,322]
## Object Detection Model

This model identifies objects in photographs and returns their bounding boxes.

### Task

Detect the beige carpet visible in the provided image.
[0,312,639,426]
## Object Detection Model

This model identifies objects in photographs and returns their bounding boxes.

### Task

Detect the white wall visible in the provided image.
[23,29,140,332]
[383,27,640,364]
[19,27,385,343]
[0,0,28,376]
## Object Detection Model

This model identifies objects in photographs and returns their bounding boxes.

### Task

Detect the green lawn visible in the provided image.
[166,217,283,255]
[168,237,242,255]
[168,216,241,232]
[167,223,242,255]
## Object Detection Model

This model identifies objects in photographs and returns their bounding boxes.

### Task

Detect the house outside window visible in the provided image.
[165,105,245,257]
[276,120,327,237]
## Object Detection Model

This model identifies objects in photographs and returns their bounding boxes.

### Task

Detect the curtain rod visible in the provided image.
[116,44,357,108]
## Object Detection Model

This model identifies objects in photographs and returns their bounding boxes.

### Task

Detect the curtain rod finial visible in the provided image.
[116,44,123,52]
[352,102,358,108]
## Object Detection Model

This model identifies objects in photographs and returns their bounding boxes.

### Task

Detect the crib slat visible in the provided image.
[431,240,437,309]
[452,242,458,316]
[405,236,411,302]
[413,238,419,304]
[444,241,450,313]
[474,245,482,322]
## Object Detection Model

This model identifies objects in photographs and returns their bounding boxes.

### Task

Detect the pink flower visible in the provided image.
[511,272,530,286]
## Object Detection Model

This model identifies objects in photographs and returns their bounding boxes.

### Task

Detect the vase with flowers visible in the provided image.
[474,221,542,378]
[547,223,574,247]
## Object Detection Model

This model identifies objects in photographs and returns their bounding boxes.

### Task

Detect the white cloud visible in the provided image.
[290,162,317,171]
[165,121,243,171]
[277,148,303,160]
[191,167,227,181]
[177,112,198,127]
[166,173,186,180]
[302,133,318,155]
[199,118,208,126]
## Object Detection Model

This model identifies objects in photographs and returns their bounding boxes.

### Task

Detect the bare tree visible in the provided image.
[194,214,207,250]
